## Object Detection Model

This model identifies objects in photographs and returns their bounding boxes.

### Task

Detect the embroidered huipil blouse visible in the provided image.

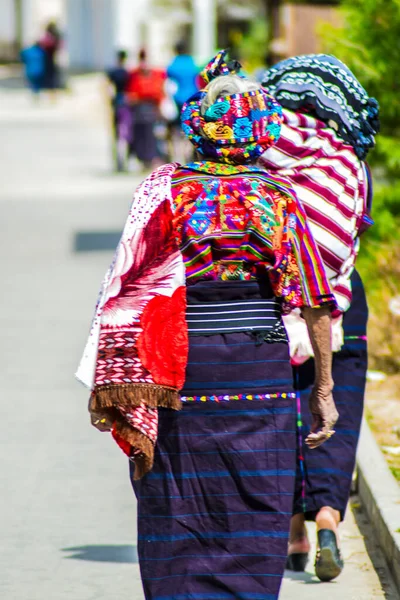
[171,161,334,312]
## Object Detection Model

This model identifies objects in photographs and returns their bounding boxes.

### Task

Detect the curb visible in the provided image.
[357,418,400,592]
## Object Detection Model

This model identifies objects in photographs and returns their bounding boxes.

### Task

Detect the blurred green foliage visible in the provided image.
[288,0,339,4]
[357,183,400,372]
[357,183,400,292]
[318,0,400,370]
[236,20,269,71]
[319,0,400,178]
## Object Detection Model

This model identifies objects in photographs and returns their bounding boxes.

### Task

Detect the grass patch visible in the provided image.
[357,183,400,373]
[390,467,400,482]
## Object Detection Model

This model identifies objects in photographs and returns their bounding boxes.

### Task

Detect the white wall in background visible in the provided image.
[115,0,147,64]
[66,0,114,70]
[21,0,65,45]
[193,0,216,64]
[0,0,15,43]
[0,0,64,46]
[0,0,211,70]
[66,0,151,70]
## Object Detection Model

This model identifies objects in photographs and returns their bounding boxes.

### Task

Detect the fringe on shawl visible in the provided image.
[113,418,155,480]
[89,383,182,479]
[89,383,182,412]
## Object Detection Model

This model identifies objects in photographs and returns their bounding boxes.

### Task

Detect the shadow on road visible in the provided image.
[61,544,138,563]
[73,231,122,252]
[0,76,25,89]
[283,569,325,585]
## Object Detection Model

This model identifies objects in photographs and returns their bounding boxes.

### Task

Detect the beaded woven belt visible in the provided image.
[181,391,297,403]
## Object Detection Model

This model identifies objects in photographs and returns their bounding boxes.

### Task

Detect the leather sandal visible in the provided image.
[315,529,344,581]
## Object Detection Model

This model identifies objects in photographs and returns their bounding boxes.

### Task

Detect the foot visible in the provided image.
[315,507,343,581]
[315,506,341,545]
[288,513,311,555]
[288,535,311,555]
[315,529,344,581]
[286,513,310,572]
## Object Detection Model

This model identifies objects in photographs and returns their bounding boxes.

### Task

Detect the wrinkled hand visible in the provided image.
[305,387,339,449]
[90,412,114,433]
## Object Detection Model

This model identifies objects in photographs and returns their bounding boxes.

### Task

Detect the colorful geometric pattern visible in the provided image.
[181,87,282,164]
[95,328,154,386]
[200,49,241,84]
[181,391,297,402]
[172,162,336,312]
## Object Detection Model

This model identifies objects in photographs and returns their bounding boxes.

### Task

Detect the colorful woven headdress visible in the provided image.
[181,50,283,165]
[262,54,380,160]
[200,49,242,84]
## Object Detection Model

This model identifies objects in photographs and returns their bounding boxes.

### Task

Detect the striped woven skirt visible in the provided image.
[292,270,368,519]
[132,281,296,600]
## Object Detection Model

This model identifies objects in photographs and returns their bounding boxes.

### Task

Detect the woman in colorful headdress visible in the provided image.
[261,54,379,581]
[77,50,338,600]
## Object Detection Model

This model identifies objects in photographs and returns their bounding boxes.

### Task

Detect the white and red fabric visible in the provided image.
[76,163,188,479]
[260,108,369,314]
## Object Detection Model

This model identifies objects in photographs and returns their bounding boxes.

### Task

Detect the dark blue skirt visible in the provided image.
[292,270,368,520]
[132,282,296,600]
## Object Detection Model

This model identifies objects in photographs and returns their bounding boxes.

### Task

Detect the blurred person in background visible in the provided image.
[20,40,46,97]
[167,40,199,114]
[165,40,199,162]
[39,21,63,96]
[77,51,338,600]
[125,48,165,170]
[106,49,130,110]
[261,54,379,582]
[105,49,132,171]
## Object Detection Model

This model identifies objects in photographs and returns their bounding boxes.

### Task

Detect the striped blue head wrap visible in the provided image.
[262,54,380,160]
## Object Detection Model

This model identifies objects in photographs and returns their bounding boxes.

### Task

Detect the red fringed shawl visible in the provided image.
[76,163,188,479]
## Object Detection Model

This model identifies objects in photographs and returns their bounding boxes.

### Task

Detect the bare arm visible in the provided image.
[302,306,339,448]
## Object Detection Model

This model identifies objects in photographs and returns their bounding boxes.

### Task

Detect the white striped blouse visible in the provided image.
[260,108,370,313]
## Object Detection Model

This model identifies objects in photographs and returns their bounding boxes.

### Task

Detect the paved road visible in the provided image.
[0,80,393,600]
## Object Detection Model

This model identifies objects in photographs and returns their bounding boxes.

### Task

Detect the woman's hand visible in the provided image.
[305,386,339,449]
[90,412,114,432]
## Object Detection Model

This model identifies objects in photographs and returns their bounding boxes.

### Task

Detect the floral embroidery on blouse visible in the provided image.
[171,161,335,312]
